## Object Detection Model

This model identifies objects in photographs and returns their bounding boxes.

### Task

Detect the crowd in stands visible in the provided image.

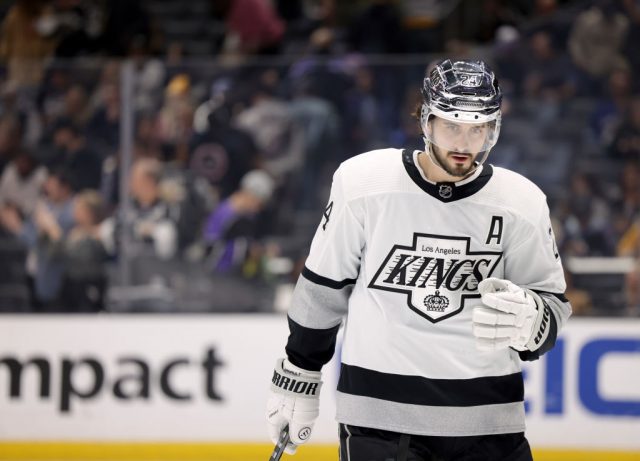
[0,0,638,315]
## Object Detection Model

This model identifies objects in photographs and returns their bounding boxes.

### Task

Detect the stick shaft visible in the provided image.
[269,425,290,461]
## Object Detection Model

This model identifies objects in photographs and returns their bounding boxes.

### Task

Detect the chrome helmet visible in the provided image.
[421,59,502,173]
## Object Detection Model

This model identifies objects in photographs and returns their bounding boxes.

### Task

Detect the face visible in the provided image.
[428,116,491,177]
[44,175,69,202]
[53,127,75,150]
[73,200,92,227]
[129,167,158,203]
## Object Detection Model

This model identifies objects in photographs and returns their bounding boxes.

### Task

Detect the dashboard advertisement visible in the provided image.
[0,315,638,451]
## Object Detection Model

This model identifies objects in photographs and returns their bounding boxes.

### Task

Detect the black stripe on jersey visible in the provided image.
[302,266,357,290]
[532,290,569,303]
[286,316,341,372]
[338,363,524,406]
[402,149,493,202]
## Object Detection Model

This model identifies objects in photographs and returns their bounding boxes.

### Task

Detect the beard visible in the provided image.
[430,145,479,178]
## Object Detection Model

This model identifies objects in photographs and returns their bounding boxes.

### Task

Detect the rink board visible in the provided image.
[1,443,640,461]
[0,315,639,458]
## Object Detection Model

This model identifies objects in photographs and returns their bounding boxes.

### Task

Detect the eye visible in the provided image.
[470,126,486,136]
[445,123,460,133]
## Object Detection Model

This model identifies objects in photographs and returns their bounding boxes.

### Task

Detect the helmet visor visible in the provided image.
[422,113,500,155]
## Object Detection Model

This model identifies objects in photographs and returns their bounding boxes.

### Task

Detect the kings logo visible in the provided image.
[369,233,503,322]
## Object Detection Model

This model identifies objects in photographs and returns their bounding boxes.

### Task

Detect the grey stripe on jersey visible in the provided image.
[538,292,572,329]
[288,271,351,329]
[335,392,526,437]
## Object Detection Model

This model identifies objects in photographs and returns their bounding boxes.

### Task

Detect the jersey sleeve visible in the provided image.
[505,200,572,361]
[285,166,365,371]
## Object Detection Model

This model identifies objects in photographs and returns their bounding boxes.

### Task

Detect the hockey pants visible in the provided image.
[339,424,533,461]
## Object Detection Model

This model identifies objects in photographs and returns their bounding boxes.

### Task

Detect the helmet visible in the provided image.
[420,59,502,172]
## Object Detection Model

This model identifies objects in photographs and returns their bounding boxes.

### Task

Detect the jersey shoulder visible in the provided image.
[336,148,408,200]
[481,166,548,222]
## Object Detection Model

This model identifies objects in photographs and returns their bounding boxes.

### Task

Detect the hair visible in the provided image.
[413,103,423,121]
[52,118,83,138]
[48,167,74,190]
[132,158,162,184]
[75,190,107,224]
[241,169,275,202]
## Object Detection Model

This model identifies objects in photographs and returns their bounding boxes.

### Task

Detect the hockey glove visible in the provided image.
[472,278,551,352]
[267,358,322,454]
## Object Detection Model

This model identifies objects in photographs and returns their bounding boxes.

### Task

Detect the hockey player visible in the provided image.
[267,59,571,460]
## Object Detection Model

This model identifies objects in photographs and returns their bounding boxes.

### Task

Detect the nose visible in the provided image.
[452,130,476,153]
[453,137,471,153]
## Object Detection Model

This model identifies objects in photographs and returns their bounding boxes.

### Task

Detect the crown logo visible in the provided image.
[424,290,450,312]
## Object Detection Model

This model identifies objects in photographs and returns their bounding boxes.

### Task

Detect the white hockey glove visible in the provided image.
[266,358,322,454]
[472,278,551,352]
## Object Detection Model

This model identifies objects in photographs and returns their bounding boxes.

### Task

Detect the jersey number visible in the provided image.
[322,201,334,231]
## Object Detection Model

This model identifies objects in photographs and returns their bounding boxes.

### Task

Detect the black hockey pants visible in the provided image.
[338,424,533,461]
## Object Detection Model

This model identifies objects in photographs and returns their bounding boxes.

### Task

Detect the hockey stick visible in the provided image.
[269,424,290,461]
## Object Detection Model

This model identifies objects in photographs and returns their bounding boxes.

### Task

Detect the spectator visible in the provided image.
[50,119,102,191]
[190,97,258,199]
[0,116,22,174]
[609,96,640,163]
[288,78,340,210]
[0,168,75,310]
[617,162,640,220]
[347,0,405,54]
[618,215,640,257]
[156,74,194,164]
[35,78,92,135]
[389,82,424,153]
[622,0,640,77]
[47,0,105,58]
[61,84,92,128]
[523,30,576,103]
[102,158,178,260]
[617,212,640,316]
[235,81,305,183]
[625,260,640,316]
[516,0,577,48]
[134,112,163,160]
[493,25,524,96]
[86,81,120,155]
[563,267,593,316]
[99,111,176,214]
[288,27,353,115]
[0,0,59,90]
[590,68,633,146]
[0,148,47,216]
[213,0,285,55]
[203,169,275,273]
[39,189,108,312]
[99,0,150,57]
[568,0,629,94]
[559,172,613,256]
[343,64,385,154]
[131,42,166,114]
[37,65,73,126]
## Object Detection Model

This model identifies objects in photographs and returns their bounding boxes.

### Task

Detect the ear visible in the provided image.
[425,119,433,136]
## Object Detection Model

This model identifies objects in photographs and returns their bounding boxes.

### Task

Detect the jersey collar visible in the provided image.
[402,149,493,202]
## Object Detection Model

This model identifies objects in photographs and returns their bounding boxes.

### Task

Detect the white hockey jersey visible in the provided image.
[285,148,571,437]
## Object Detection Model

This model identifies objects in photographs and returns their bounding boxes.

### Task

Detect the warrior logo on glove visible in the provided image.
[370,233,502,322]
[267,359,323,455]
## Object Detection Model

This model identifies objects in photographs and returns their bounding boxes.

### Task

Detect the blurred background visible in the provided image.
[0,0,638,316]
[0,0,639,460]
